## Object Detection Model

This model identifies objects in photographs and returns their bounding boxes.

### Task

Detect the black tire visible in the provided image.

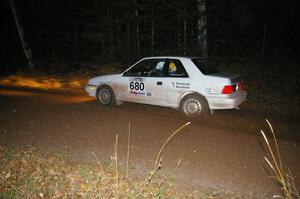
[96,85,116,107]
[180,93,209,117]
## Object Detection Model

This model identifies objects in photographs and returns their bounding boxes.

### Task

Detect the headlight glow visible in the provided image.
[88,85,96,90]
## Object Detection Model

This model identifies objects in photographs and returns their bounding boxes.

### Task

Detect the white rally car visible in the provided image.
[85,57,247,116]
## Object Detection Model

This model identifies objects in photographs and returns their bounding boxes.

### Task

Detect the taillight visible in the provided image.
[222,81,245,94]
[222,85,234,94]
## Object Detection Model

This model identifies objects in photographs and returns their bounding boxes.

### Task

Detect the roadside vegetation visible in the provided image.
[0,144,251,199]
[0,122,262,199]
[1,144,184,198]
[1,121,299,198]
[260,119,300,199]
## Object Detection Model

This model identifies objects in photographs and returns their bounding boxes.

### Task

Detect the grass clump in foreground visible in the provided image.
[260,119,300,199]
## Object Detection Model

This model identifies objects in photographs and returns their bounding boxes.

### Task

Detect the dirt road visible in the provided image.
[0,86,299,197]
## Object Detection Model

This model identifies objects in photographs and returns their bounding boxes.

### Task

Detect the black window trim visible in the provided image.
[122,58,189,78]
[122,58,168,78]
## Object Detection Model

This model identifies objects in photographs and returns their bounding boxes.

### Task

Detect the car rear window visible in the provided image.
[191,59,220,75]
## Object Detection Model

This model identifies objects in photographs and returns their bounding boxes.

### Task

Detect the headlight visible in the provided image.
[87,85,96,91]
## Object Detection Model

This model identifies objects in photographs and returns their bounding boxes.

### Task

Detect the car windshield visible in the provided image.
[191,58,220,75]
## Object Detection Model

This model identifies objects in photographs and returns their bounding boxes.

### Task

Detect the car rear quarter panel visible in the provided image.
[174,72,232,109]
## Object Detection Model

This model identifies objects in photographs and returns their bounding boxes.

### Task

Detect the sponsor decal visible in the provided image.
[130,90,146,96]
[173,82,190,89]
[205,88,218,95]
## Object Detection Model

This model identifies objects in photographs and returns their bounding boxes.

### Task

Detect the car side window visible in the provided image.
[167,60,188,77]
[124,59,166,77]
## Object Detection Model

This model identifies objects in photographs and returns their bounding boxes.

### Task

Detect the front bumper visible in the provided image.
[84,84,97,97]
[208,90,247,110]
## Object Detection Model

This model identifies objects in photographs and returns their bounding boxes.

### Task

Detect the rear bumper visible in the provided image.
[208,91,247,110]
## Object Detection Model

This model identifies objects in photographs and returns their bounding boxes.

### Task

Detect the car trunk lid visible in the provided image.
[207,72,244,94]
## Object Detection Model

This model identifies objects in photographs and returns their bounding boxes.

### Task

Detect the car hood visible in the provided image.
[88,74,121,85]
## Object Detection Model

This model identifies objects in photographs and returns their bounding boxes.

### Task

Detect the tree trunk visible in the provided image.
[9,0,34,70]
[197,0,207,57]
[107,5,114,57]
[74,27,78,51]
[151,0,155,54]
[177,13,181,49]
[183,20,187,55]
[182,2,187,55]
[260,8,271,60]
[134,0,140,55]
[126,21,130,61]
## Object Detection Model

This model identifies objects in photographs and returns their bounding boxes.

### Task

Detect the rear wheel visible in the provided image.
[180,94,209,116]
[96,85,116,107]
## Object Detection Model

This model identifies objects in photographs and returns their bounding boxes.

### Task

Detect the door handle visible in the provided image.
[157,81,162,85]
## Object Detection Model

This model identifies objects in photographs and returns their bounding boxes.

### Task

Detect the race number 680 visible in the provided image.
[129,82,144,91]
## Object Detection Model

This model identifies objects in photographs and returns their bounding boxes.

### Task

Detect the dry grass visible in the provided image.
[0,75,88,91]
[260,119,300,199]
[0,123,196,198]
[146,122,191,185]
[1,121,290,198]
[0,64,121,92]
[0,145,188,198]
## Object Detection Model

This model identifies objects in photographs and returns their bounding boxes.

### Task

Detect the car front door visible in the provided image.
[117,59,169,106]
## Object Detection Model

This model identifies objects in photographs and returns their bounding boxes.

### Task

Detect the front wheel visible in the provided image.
[96,85,116,107]
[180,94,209,117]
